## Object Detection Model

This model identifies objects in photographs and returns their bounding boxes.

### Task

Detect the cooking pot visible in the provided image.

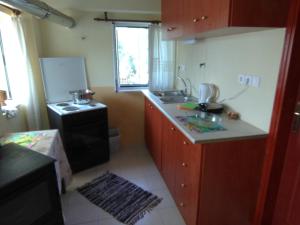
[69,89,95,105]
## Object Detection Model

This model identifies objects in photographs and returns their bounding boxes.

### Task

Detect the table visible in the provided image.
[0,129,72,193]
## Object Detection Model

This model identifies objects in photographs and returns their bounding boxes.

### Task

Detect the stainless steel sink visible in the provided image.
[159,96,198,104]
[150,90,198,104]
[151,90,184,97]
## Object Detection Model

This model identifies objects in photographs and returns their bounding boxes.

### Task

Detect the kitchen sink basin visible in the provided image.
[151,90,184,97]
[159,96,198,104]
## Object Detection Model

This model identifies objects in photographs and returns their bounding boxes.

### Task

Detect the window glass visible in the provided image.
[114,24,149,90]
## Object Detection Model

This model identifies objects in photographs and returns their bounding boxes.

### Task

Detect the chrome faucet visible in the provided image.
[176,75,191,96]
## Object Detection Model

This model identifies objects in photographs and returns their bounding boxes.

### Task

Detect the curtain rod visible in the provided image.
[0,4,21,16]
[94,12,160,24]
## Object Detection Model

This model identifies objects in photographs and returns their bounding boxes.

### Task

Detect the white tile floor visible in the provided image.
[61,146,186,225]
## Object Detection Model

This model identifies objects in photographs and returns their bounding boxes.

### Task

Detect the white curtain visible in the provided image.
[1,14,43,130]
[149,24,175,91]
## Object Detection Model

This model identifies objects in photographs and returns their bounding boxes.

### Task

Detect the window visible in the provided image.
[114,23,150,91]
[0,23,11,98]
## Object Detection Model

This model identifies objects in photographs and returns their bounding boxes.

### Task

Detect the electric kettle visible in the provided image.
[198,83,219,104]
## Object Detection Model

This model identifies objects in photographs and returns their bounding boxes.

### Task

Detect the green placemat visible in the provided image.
[176,115,226,133]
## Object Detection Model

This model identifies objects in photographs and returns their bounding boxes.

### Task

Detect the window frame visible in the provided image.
[113,22,151,92]
[0,29,11,99]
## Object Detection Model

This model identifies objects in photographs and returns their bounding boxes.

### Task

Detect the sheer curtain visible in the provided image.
[1,14,43,130]
[149,24,176,91]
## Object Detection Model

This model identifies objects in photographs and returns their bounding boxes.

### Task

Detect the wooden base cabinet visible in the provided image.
[145,99,265,225]
[144,98,266,225]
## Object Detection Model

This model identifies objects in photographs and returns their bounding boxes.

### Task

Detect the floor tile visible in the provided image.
[98,218,124,225]
[135,210,164,225]
[158,207,186,225]
[152,189,176,209]
[62,201,100,225]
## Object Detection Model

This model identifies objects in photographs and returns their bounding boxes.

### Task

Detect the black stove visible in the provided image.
[62,106,80,111]
[56,103,70,107]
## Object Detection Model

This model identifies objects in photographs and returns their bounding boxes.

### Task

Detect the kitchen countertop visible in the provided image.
[142,89,267,144]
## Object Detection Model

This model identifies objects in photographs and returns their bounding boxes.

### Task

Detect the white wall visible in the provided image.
[39,11,159,87]
[0,110,27,136]
[176,29,286,131]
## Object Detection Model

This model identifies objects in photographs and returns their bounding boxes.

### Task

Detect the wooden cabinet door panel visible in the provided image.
[144,98,151,150]
[144,98,162,170]
[162,0,184,39]
[161,118,178,196]
[151,106,163,170]
[198,140,265,225]
[183,0,230,35]
[230,0,289,27]
[199,0,230,32]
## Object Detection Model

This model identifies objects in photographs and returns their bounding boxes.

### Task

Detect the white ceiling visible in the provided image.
[43,0,161,14]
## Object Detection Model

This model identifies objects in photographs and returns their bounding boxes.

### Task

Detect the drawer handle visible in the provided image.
[180,202,185,207]
[193,18,199,23]
[167,27,176,31]
[181,183,186,188]
[182,162,187,167]
[171,127,175,131]
[201,16,208,20]
[183,141,188,145]
[150,106,153,109]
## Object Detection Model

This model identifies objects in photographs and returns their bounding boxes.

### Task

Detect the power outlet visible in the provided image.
[251,75,261,88]
[238,74,248,85]
[238,74,261,88]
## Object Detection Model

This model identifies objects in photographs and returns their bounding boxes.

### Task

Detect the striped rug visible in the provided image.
[77,172,162,225]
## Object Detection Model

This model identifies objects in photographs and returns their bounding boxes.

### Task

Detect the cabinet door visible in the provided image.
[175,135,202,225]
[161,117,179,196]
[151,106,163,170]
[188,0,230,34]
[198,140,265,225]
[144,98,152,150]
[202,0,230,31]
[144,98,163,170]
[162,0,184,39]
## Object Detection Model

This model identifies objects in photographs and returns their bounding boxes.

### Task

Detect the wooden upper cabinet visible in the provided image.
[184,0,230,35]
[162,0,290,39]
[162,0,184,39]
[229,0,290,27]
